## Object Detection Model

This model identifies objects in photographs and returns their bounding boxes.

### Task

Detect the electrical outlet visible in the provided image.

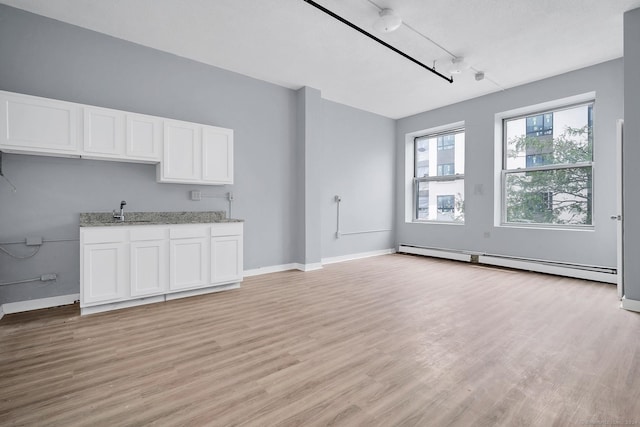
[227,192,234,201]
[40,273,57,281]
[26,236,43,246]
[190,190,201,201]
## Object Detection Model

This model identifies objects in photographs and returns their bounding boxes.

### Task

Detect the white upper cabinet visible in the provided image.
[158,122,234,185]
[202,126,234,184]
[126,113,161,161]
[83,106,125,157]
[161,120,201,181]
[0,91,79,155]
[0,90,233,184]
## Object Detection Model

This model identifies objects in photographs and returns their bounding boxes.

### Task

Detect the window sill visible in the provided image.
[410,220,465,226]
[497,223,594,232]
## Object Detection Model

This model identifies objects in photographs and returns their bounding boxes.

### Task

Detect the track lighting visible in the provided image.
[301,0,453,83]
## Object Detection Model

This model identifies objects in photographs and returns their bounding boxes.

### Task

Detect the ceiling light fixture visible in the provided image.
[373,8,402,33]
[448,57,468,75]
[301,0,453,83]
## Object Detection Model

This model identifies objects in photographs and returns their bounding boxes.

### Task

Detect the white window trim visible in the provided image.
[404,121,465,225]
[493,92,596,229]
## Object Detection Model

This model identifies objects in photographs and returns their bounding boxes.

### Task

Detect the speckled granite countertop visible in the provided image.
[80,211,243,227]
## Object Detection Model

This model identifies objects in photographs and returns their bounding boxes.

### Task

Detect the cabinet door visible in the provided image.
[202,126,234,184]
[211,235,243,284]
[82,242,128,305]
[169,237,208,290]
[162,120,201,181]
[130,240,168,297]
[83,106,125,156]
[0,91,78,154]
[126,113,161,161]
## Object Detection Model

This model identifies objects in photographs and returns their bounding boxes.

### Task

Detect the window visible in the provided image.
[437,195,455,221]
[437,135,455,150]
[414,128,465,222]
[502,102,593,226]
[437,163,455,176]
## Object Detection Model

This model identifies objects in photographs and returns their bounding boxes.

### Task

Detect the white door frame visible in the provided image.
[616,119,624,299]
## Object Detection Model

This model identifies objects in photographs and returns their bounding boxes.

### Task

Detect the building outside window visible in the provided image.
[414,128,465,222]
[502,102,593,226]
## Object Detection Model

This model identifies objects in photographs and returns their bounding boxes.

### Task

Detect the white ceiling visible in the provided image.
[2,0,639,119]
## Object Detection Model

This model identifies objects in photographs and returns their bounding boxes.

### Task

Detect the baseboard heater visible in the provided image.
[397,244,616,284]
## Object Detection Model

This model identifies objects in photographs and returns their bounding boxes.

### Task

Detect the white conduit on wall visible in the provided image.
[335,195,392,239]
[191,190,234,218]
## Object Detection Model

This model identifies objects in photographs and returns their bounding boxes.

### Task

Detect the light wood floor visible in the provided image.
[1,254,640,426]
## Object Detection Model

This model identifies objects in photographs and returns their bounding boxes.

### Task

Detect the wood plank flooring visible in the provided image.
[1,254,640,426]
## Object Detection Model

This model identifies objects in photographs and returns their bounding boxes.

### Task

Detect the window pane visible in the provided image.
[505,104,592,170]
[415,179,464,222]
[414,132,465,178]
[415,138,429,178]
[505,167,592,225]
[416,182,429,220]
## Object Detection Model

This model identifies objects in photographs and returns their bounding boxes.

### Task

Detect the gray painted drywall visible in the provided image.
[396,59,623,268]
[0,4,298,304]
[0,5,396,306]
[623,8,640,301]
[321,99,395,259]
[296,86,323,265]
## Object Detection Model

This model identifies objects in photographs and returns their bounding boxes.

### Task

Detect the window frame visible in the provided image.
[500,101,595,228]
[413,126,465,223]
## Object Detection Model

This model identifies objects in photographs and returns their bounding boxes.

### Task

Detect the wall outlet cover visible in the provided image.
[26,236,43,246]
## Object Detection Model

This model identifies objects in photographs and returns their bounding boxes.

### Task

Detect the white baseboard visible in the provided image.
[622,296,640,313]
[244,249,397,278]
[299,262,323,272]
[478,255,616,284]
[321,248,396,265]
[398,245,471,262]
[244,263,301,277]
[244,262,323,276]
[2,293,79,315]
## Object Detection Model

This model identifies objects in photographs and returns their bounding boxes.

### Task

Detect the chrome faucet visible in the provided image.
[113,200,127,222]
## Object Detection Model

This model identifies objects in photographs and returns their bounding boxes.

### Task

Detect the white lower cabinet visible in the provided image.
[80,223,242,314]
[130,240,168,297]
[211,235,243,284]
[169,237,208,291]
[82,242,128,305]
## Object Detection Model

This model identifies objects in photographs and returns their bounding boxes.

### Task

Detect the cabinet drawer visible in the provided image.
[130,227,168,242]
[170,226,209,239]
[211,222,243,237]
[82,228,128,244]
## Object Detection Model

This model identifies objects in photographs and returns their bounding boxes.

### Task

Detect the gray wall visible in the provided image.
[623,8,640,301]
[0,5,395,305]
[396,59,623,268]
[321,99,395,259]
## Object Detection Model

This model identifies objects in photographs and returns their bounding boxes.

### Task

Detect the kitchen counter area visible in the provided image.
[80,210,243,227]
[79,210,244,315]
